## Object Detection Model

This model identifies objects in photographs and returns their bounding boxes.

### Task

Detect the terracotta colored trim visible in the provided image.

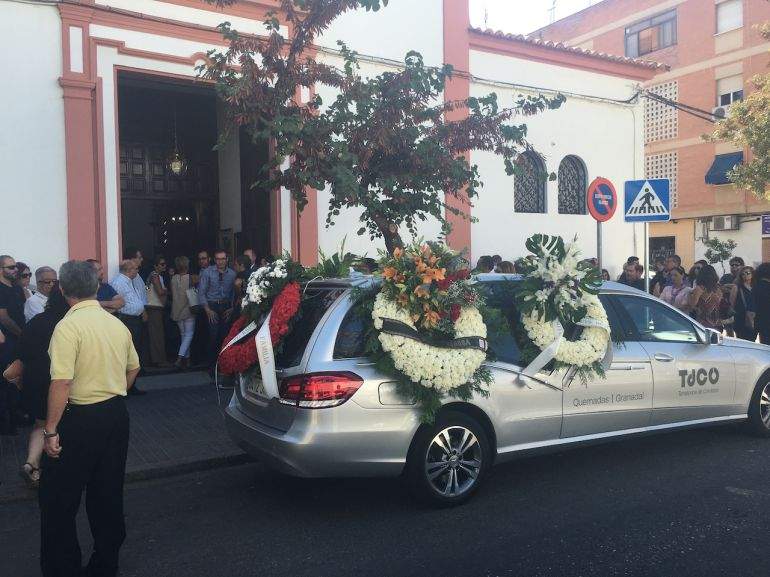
[112,65,124,264]
[94,76,109,264]
[295,188,318,266]
[442,0,472,257]
[290,197,300,259]
[93,36,211,67]
[469,30,660,82]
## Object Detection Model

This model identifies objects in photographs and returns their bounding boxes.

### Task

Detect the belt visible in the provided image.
[117,313,142,319]
[207,300,231,305]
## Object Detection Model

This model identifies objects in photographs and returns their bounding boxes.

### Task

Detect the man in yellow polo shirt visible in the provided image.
[40,260,140,577]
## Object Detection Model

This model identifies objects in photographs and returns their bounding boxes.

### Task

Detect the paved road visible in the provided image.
[3,423,770,577]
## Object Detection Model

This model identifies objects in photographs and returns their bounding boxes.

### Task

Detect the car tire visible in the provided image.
[406,410,491,507]
[747,375,770,437]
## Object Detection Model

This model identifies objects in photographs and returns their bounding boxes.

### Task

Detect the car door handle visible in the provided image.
[653,353,675,362]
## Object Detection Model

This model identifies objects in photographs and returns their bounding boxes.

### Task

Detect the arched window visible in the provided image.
[514,151,547,213]
[557,155,587,215]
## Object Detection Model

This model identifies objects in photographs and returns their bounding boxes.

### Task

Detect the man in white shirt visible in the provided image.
[24,266,57,321]
[110,259,148,395]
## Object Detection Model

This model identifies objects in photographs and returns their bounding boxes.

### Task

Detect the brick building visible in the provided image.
[536,0,770,267]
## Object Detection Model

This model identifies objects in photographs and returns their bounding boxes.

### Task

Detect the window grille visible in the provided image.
[557,155,587,215]
[514,152,547,213]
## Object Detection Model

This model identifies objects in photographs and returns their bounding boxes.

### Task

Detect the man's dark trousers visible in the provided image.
[39,396,129,577]
[207,302,232,367]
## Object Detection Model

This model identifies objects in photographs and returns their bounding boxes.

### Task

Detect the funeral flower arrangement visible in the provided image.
[218,257,304,375]
[359,242,492,422]
[514,234,610,381]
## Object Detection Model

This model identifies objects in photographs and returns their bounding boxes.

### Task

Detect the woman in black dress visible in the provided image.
[16,285,69,486]
[730,266,757,341]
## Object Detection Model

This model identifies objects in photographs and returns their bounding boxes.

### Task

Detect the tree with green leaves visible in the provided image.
[203,0,564,253]
[702,237,737,275]
[710,23,770,197]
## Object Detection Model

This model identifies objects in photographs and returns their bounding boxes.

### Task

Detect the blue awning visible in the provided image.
[705,152,743,185]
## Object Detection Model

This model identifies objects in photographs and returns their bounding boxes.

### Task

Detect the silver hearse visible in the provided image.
[224,277,770,505]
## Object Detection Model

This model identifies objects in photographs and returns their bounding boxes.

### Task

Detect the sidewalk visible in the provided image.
[0,372,248,503]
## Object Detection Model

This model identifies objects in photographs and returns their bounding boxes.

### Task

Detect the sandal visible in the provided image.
[20,462,40,488]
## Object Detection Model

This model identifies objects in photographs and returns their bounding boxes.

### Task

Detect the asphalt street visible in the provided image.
[3,423,770,577]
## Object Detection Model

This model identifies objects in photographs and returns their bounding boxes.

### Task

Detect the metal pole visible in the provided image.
[597,220,602,271]
[644,222,650,293]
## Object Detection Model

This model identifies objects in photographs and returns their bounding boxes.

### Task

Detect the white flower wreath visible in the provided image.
[521,293,610,369]
[372,293,487,393]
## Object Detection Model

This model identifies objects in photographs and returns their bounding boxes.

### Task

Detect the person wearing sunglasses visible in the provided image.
[198,249,236,372]
[24,266,57,322]
[730,266,757,342]
[0,254,27,435]
[15,261,33,301]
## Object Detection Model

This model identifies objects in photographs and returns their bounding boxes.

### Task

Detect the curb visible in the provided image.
[0,452,255,505]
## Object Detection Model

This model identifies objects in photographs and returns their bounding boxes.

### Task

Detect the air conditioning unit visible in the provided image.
[710,215,740,231]
[712,104,731,119]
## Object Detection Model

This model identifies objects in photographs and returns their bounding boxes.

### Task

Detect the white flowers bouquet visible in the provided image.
[243,259,289,308]
[515,235,610,377]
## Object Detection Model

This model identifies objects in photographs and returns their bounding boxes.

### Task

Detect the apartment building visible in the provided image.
[536,0,770,267]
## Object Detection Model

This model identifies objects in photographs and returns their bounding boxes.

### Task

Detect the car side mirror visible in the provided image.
[705,328,723,345]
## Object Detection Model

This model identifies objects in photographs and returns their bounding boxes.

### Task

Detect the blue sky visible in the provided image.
[469,0,600,35]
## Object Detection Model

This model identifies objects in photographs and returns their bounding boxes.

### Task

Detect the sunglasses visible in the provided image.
[38,279,56,285]
[20,273,32,279]
[742,271,753,276]
[1,265,17,270]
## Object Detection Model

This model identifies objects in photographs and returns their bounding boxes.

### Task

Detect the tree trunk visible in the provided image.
[370,212,404,254]
[382,228,404,254]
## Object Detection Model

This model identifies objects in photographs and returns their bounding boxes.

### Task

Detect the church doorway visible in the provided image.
[117,72,272,269]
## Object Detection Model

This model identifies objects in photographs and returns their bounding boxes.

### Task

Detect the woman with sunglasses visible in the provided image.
[14,262,33,301]
[687,265,723,330]
[730,266,757,341]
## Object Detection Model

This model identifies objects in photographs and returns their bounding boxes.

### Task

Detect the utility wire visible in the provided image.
[641,89,718,123]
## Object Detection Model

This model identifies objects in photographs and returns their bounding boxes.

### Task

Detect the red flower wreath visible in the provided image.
[217,282,302,375]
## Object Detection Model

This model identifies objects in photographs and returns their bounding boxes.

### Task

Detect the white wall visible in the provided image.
[217,102,242,234]
[0,3,68,273]
[317,0,444,67]
[694,218,764,269]
[469,50,646,277]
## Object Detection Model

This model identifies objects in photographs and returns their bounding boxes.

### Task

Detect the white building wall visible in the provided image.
[317,0,444,67]
[0,3,68,273]
[694,218,764,269]
[469,50,646,278]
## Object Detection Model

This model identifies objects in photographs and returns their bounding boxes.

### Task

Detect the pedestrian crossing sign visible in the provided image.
[624,179,670,222]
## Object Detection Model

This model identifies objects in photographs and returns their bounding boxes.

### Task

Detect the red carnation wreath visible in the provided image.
[217,282,302,375]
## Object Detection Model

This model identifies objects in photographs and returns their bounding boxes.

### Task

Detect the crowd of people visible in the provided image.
[473,251,770,345]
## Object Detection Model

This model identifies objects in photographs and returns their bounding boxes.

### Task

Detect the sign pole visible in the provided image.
[644,222,651,294]
[597,221,602,271]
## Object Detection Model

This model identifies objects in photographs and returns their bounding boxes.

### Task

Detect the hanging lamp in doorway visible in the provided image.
[167,102,188,177]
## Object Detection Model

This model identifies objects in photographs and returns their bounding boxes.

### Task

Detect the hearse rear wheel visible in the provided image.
[407,411,491,507]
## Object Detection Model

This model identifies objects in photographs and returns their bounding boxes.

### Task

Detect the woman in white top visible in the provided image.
[170,256,195,370]
[659,266,692,313]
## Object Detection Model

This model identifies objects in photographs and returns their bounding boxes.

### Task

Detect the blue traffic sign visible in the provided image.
[624,179,671,222]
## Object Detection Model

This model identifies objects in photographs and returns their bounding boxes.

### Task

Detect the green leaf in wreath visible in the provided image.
[525,234,565,259]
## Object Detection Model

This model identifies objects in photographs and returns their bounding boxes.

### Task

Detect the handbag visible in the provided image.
[185,275,201,312]
[3,359,23,390]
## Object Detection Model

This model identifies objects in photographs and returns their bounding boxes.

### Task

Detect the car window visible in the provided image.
[598,294,627,342]
[614,295,700,344]
[276,286,347,368]
[334,307,367,359]
[478,281,522,366]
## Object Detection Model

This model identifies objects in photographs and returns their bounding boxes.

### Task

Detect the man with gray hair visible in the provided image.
[39,260,140,577]
[24,266,57,321]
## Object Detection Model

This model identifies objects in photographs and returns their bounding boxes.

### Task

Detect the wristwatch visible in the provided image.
[43,429,58,439]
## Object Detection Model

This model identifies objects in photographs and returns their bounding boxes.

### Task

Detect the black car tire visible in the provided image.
[406,410,491,507]
[747,375,770,438]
